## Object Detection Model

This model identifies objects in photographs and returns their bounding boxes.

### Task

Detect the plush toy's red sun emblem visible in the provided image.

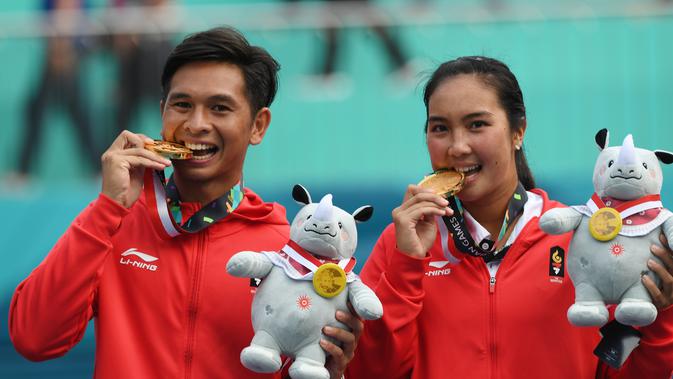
[297,294,311,310]
[610,244,624,256]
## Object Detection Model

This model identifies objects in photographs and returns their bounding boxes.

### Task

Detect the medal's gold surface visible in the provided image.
[144,140,193,160]
[417,169,465,198]
[589,207,622,241]
[313,263,347,298]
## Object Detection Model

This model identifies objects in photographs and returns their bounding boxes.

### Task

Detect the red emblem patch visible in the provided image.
[610,244,624,256]
[297,294,311,310]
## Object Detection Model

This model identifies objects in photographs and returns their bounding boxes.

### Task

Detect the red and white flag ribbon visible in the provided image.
[586,193,662,219]
[262,240,357,282]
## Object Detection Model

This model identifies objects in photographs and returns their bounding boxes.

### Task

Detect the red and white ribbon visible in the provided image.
[144,169,181,239]
[263,240,357,281]
[586,193,662,219]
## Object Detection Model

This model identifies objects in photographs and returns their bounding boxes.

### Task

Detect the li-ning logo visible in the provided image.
[120,248,158,271]
[426,260,451,276]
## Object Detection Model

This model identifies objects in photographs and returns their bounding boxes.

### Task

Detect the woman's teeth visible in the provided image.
[455,165,481,175]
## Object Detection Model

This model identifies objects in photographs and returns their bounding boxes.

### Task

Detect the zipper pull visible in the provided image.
[489,276,496,293]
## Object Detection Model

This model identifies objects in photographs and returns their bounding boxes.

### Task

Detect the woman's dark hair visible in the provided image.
[422,56,535,190]
[161,26,280,116]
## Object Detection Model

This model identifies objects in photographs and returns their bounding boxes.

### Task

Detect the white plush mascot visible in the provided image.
[540,129,673,327]
[226,184,383,379]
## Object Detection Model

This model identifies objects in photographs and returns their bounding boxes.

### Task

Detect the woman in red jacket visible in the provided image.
[348,56,673,378]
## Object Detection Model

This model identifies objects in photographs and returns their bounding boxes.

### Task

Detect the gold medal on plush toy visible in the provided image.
[313,263,347,298]
[589,207,622,241]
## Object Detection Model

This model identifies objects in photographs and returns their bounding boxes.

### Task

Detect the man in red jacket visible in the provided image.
[9,26,360,379]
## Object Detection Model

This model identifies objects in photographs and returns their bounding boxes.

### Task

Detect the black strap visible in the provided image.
[442,182,528,262]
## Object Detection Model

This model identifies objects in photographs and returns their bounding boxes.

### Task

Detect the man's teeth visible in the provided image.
[184,142,217,160]
[185,143,215,151]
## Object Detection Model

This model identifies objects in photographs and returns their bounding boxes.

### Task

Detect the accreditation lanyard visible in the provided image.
[143,169,244,238]
[442,182,528,262]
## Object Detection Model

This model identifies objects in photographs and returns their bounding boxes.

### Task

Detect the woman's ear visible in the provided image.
[512,119,527,150]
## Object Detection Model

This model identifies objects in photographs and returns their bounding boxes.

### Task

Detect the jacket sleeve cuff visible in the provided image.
[76,193,130,238]
[381,248,429,298]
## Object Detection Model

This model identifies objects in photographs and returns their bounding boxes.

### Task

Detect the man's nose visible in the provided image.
[184,109,209,134]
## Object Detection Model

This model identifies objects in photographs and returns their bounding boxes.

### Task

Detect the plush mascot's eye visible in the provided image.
[608,160,614,167]
[643,162,648,169]
[338,222,343,229]
[307,215,312,220]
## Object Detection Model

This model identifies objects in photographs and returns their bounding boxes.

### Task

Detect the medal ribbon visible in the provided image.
[282,240,356,274]
[143,169,244,238]
[587,193,662,219]
[442,182,528,262]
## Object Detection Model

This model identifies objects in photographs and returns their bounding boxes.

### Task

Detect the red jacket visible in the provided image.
[348,189,673,379]
[9,189,290,379]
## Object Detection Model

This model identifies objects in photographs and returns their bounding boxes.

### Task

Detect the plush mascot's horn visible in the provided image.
[313,194,334,221]
[617,134,637,166]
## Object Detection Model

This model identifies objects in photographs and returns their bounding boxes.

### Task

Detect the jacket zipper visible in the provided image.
[484,263,497,379]
[184,231,207,379]
[490,276,497,379]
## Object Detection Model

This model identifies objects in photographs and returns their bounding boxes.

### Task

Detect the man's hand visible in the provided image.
[101,130,171,208]
[321,310,364,379]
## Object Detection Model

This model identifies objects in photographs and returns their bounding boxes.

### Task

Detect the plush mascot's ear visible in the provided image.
[353,205,374,223]
[595,128,609,151]
[655,150,673,165]
[292,184,312,205]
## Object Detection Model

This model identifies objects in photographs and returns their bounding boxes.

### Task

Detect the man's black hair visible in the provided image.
[161,26,280,115]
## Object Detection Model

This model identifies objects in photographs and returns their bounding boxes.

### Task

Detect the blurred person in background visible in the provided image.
[108,0,175,140]
[9,26,360,379]
[12,0,99,183]
[285,0,412,84]
[347,56,673,378]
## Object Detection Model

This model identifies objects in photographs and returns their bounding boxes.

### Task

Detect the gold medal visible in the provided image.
[589,207,622,241]
[144,140,193,160]
[417,169,465,198]
[312,263,347,298]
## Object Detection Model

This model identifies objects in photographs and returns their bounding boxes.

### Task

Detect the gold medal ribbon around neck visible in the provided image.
[285,240,354,298]
[586,193,662,242]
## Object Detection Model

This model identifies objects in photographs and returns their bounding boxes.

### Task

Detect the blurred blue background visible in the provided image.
[2,0,673,377]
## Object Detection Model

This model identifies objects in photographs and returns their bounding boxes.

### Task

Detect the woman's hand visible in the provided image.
[643,233,673,310]
[101,130,172,208]
[392,185,453,258]
[321,310,364,379]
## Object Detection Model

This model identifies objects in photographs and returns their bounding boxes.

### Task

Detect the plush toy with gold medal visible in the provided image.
[540,129,673,337]
[226,185,382,379]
